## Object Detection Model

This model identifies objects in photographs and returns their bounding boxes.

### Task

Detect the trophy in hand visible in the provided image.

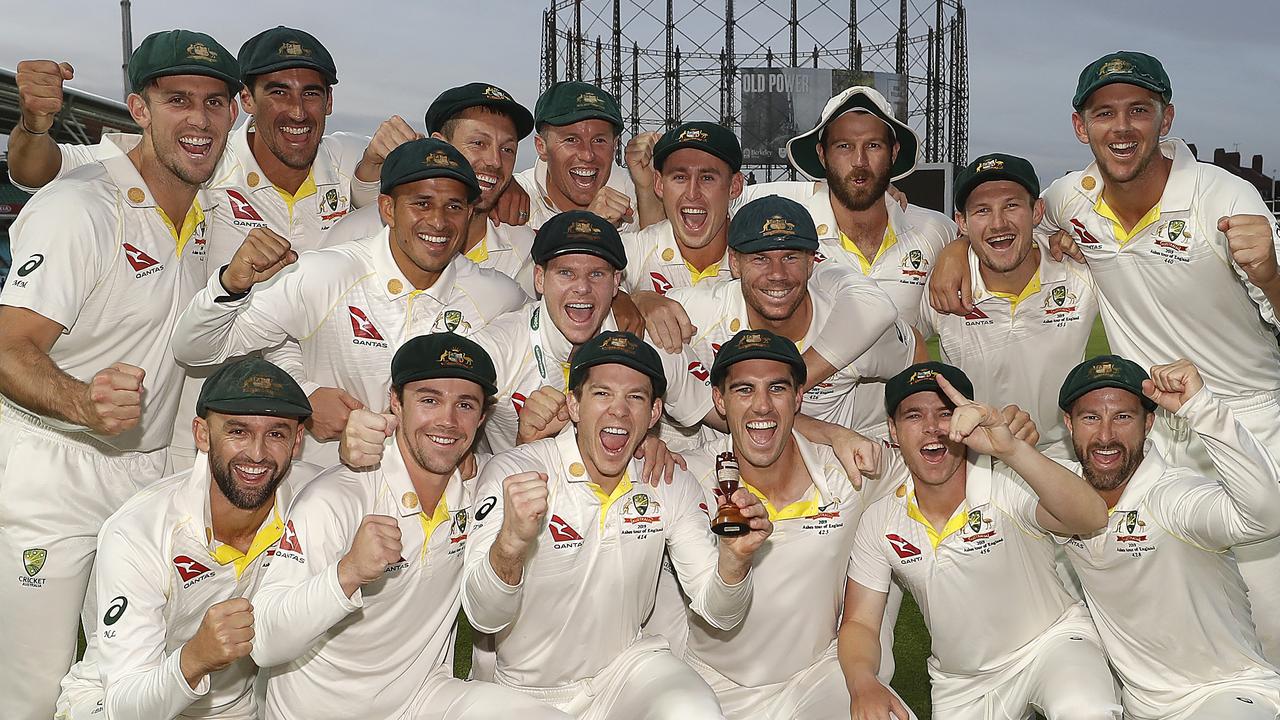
[711,452,750,537]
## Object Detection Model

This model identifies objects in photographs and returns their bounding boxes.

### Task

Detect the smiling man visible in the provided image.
[171,138,527,466]
[841,362,1117,720]
[917,153,1097,457]
[54,358,317,720]
[0,30,241,719]
[463,331,771,718]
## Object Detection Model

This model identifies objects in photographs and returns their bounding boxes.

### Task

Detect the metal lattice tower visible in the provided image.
[540,0,968,178]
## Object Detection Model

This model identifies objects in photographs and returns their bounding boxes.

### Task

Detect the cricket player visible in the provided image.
[247,334,570,719]
[842,362,1119,720]
[328,82,538,294]
[171,138,527,466]
[1055,355,1280,719]
[509,81,647,231]
[917,153,1097,457]
[55,358,316,720]
[927,51,1280,658]
[0,30,241,719]
[665,194,923,439]
[462,330,772,718]
[660,329,911,719]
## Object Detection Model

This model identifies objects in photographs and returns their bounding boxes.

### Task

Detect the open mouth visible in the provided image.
[919,442,948,464]
[759,287,795,303]
[417,232,450,248]
[564,301,594,324]
[1090,445,1123,470]
[745,418,777,446]
[679,206,709,233]
[279,124,313,144]
[475,172,500,192]
[600,425,629,454]
[1107,141,1138,160]
[231,461,273,486]
[178,135,213,159]
[984,233,1016,251]
[568,166,599,190]
[427,434,459,447]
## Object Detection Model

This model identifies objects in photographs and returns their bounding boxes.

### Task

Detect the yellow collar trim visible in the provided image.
[275,172,318,219]
[209,507,284,580]
[589,471,633,531]
[987,268,1042,316]
[1094,196,1161,247]
[155,199,205,256]
[840,223,898,275]
[465,237,490,264]
[905,491,969,549]
[744,482,821,521]
[685,260,722,285]
[418,494,451,561]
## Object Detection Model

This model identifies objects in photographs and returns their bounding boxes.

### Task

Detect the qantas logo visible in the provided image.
[122,243,160,272]
[963,306,993,326]
[814,250,828,264]
[548,515,584,543]
[348,306,386,341]
[278,520,303,554]
[511,392,527,415]
[173,555,213,583]
[688,361,710,383]
[650,272,674,295]
[1068,218,1101,246]
[226,189,265,222]
[885,534,922,559]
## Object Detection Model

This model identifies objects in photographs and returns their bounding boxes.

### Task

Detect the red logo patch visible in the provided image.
[963,307,989,321]
[226,189,264,221]
[122,243,160,272]
[548,515,583,542]
[688,361,710,382]
[512,392,527,414]
[173,555,213,582]
[650,272,674,295]
[279,520,303,554]
[1069,218,1101,246]
[886,534,922,559]
[348,307,385,340]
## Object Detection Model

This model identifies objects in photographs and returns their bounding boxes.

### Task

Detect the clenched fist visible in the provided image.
[497,471,550,552]
[221,227,296,295]
[339,408,396,470]
[1143,358,1204,414]
[516,386,569,444]
[16,59,73,135]
[1221,215,1280,290]
[180,598,254,688]
[306,387,365,441]
[356,115,422,181]
[588,186,635,227]
[338,515,402,596]
[80,363,144,435]
[624,131,661,193]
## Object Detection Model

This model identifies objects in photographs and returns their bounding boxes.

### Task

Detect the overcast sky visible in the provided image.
[2,0,1278,184]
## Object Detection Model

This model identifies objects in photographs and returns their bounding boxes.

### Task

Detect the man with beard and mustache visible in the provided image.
[1055,356,1280,719]
[656,330,913,720]
[0,31,241,719]
[462,331,771,719]
[917,154,1098,458]
[171,139,528,467]
[326,82,539,295]
[249,334,571,720]
[842,362,1117,720]
[927,52,1280,661]
[53,358,316,720]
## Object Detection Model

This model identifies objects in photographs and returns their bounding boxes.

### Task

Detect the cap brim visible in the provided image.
[786,96,919,182]
[955,170,1039,210]
[136,66,243,93]
[572,357,666,397]
[395,369,497,398]
[243,59,337,85]
[381,167,480,201]
[202,399,313,421]
[539,109,623,131]
[541,244,626,270]
[730,237,819,255]
[710,350,805,386]
[1060,380,1157,412]
[654,142,741,173]
[1073,77,1169,110]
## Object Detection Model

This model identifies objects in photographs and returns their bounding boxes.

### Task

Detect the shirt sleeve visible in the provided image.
[1221,183,1280,329]
[461,454,526,634]
[655,343,714,428]
[0,186,111,332]
[1148,387,1280,550]
[851,317,916,382]
[250,477,364,668]
[96,524,206,720]
[807,261,900,370]
[171,258,324,367]
[847,502,894,593]
[261,339,320,398]
[7,139,122,193]
[987,460,1048,538]
[661,469,753,631]
[327,132,375,209]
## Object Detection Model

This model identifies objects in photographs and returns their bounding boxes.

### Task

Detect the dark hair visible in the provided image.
[393,383,497,413]
[819,118,895,150]
[243,74,333,96]
[439,105,520,140]
[568,365,658,402]
[714,362,805,394]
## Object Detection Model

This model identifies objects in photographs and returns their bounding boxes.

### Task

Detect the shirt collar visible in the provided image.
[1074,137,1196,213]
[380,436,466,518]
[537,298,618,365]
[970,245,1064,305]
[372,225,461,302]
[182,452,292,555]
[792,432,842,505]
[553,423,634,485]
[105,154,216,214]
[1108,440,1166,510]
[532,157,634,213]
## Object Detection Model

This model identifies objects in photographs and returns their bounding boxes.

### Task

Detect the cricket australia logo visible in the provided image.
[1152,219,1192,262]
[899,249,929,283]
[18,548,47,588]
[1042,284,1080,325]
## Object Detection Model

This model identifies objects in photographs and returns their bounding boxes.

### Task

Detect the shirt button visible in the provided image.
[403,492,419,509]
[127,187,145,204]
[388,279,403,294]
[248,172,260,188]
[661,248,674,262]
[569,462,585,477]
[816,224,828,235]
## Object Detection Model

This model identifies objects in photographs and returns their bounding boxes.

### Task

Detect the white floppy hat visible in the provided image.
[785,85,919,182]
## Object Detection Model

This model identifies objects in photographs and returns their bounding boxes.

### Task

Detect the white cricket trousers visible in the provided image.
[0,412,165,720]
[1152,388,1280,665]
